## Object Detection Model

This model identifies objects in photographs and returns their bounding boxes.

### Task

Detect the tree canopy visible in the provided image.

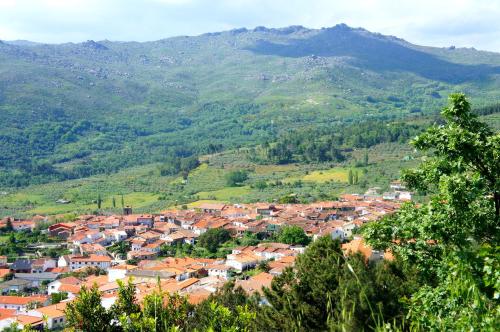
[197,228,231,253]
[276,225,310,246]
[364,93,500,330]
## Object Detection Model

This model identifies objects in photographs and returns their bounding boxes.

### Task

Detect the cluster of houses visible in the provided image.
[0,182,409,330]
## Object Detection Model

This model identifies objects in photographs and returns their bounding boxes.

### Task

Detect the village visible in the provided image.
[0,182,410,330]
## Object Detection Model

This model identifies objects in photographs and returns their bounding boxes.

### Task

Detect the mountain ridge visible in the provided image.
[2,23,497,54]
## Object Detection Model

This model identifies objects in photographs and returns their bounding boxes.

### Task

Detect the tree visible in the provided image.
[277,225,310,246]
[188,281,257,331]
[65,284,113,331]
[258,260,271,272]
[140,288,192,331]
[112,196,116,208]
[25,301,43,310]
[348,169,353,185]
[96,193,102,210]
[112,278,141,322]
[363,93,500,330]
[253,179,268,191]
[50,292,68,304]
[353,170,359,185]
[108,241,131,256]
[197,228,231,253]
[258,236,411,331]
[192,301,256,332]
[225,170,248,187]
[363,151,369,166]
[278,194,298,204]
[121,194,125,209]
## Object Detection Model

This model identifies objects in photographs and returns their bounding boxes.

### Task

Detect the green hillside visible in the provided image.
[1,24,500,188]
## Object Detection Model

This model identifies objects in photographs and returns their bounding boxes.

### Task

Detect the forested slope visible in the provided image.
[1,24,500,186]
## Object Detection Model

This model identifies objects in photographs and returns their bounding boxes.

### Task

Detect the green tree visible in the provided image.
[259,236,411,331]
[364,93,500,330]
[65,284,113,331]
[112,196,116,208]
[363,151,369,166]
[253,179,268,191]
[113,241,131,256]
[121,194,125,209]
[96,193,102,210]
[140,289,192,331]
[225,170,249,187]
[348,169,353,185]
[353,170,359,185]
[197,228,231,253]
[188,281,257,331]
[277,225,310,246]
[50,292,68,304]
[112,278,141,322]
[278,194,298,204]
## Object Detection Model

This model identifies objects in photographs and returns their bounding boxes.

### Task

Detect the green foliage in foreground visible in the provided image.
[364,93,499,330]
[65,239,412,332]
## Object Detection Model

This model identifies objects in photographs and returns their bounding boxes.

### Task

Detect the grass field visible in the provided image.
[0,142,420,218]
[282,167,356,184]
[302,168,351,183]
[19,192,161,215]
[184,199,227,208]
[196,186,252,201]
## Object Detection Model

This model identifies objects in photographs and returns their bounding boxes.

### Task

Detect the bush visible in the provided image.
[197,228,231,253]
[225,170,248,187]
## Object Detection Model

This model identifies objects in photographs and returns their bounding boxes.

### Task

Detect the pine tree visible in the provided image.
[112,196,116,208]
[363,152,369,166]
[353,170,359,184]
[121,194,124,208]
[348,169,353,185]
[97,193,102,210]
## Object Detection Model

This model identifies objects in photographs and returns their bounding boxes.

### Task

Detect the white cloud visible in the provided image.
[0,0,498,51]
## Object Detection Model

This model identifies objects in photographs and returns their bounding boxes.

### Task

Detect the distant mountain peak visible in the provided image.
[80,40,108,50]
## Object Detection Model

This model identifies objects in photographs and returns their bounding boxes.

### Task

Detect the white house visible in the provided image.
[0,295,49,311]
[106,229,128,243]
[31,258,57,273]
[225,253,262,272]
[26,303,67,330]
[398,191,412,201]
[47,276,81,296]
[107,264,137,282]
[58,255,71,267]
[330,227,346,241]
[206,264,232,279]
[342,222,358,238]
[68,255,112,271]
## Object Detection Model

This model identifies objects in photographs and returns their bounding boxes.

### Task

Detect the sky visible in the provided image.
[0,0,499,52]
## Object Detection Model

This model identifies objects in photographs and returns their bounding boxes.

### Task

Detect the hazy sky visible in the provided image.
[1,0,499,52]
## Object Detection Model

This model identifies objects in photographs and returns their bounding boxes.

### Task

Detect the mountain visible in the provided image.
[1,23,500,187]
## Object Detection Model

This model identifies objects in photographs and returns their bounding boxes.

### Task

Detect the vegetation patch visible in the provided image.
[196,186,252,201]
[302,167,352,183]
